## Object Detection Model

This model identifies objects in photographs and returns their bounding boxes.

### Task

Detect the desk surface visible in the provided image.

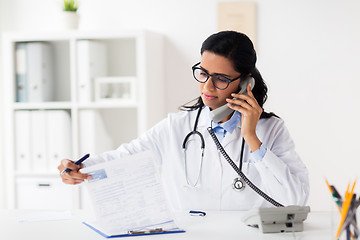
[1,210,338,240]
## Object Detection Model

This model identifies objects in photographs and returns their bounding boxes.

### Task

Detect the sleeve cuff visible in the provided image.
[250,144,267,163]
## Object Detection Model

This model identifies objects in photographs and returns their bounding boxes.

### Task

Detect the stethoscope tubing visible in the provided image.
[182,107,205,187]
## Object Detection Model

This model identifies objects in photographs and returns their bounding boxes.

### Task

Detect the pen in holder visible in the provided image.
[325,179,359,240]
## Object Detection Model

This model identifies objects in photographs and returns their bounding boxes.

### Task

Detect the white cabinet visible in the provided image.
[2,30,165,209]
[16,177,75,210]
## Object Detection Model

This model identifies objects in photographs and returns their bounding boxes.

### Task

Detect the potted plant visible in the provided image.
[63,0,78,12]
[61,0,79,29]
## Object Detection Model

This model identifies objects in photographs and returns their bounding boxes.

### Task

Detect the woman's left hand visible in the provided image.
[226,83,263,152]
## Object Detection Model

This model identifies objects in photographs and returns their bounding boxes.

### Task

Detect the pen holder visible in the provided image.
[326,180,359,240]
[340,200,359,240]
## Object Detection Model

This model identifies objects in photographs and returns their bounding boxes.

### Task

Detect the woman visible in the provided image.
[58,31,309,210]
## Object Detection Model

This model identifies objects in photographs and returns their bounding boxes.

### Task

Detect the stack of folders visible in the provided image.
[15,42,53,102]
[325,179,359,240]
[14,110,72,173]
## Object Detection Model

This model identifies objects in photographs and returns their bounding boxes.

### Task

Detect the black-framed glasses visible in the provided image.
[192,62,241,90]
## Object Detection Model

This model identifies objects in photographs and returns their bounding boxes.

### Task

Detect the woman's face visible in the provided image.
[199,51,241,110]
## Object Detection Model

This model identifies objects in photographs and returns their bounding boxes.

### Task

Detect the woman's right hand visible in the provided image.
[58,159,91,185]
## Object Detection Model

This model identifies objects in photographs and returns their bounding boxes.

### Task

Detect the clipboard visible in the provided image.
[81,152,185,238]
[83,221,186,238]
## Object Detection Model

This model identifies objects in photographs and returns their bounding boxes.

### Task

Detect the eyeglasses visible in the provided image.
[192,62,241,90]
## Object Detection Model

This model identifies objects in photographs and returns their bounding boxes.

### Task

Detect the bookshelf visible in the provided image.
[2,30,165,210]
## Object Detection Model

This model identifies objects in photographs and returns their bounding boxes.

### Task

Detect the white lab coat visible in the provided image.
[88,107,309,211]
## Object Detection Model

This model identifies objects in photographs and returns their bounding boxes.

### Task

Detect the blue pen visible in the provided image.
[189,210,206,216]
[61,153,90,175]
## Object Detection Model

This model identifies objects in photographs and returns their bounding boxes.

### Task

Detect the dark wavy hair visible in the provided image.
[181,31,269,114]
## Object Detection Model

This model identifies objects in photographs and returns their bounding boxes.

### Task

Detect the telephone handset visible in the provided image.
[209,77,255,122]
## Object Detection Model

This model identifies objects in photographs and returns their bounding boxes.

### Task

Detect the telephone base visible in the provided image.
[242,205,310,233]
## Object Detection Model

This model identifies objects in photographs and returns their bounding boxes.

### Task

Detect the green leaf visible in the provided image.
[63,0,78,12]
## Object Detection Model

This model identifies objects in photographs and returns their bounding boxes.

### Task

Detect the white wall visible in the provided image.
[1,0,360,211]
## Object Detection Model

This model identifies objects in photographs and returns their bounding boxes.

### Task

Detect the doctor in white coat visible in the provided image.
[58,31,309,210]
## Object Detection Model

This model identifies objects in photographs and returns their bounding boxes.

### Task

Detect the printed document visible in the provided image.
[81,151,182,236]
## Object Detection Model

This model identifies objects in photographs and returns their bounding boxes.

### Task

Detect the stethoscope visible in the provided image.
[182,106,246,191]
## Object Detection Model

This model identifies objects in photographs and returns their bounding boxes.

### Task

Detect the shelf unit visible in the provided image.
[2,30,165,209]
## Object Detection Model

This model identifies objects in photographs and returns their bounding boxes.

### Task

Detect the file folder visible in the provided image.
[77,40,107,102]
[46,110,72,171]
[30,110,48,171]
[14,111,32,172]
[27,42,53,102]
[15,43,28,102]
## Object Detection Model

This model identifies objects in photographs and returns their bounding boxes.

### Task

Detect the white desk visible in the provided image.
[0,210,337,240]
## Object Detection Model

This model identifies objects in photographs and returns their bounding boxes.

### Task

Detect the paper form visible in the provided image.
[81,151,179,235]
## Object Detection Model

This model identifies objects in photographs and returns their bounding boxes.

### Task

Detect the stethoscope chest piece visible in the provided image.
[233,177,246,191]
